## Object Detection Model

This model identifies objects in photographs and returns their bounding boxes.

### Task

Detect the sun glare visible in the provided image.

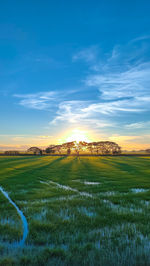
[64,129,91,143]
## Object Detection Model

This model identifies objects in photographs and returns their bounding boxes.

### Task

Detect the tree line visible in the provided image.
[27,141,121,155]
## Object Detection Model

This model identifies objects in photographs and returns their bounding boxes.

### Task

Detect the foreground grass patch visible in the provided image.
[0,156,150,265]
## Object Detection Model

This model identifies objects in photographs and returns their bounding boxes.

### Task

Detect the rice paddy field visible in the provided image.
[0,156,150,266]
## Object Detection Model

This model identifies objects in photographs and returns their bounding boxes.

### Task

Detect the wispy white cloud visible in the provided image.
[125,121,150,129]
[14,89,81,111]
[14,91,57,110]
[50,100,116,129]
[72,46,99,69]
[72,38,150,125]
[129,35,150,44]
[86,62,150,101]
[51,101,87,124]
[50,39,150,132]
[13,37,150,137]
[82,98,148,115]
[49,97,149,133]
[25,53,64,69]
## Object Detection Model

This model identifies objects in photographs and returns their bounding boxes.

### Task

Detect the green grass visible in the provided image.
[0,156,150,266]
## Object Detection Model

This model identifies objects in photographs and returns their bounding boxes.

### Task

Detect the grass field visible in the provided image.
[0,156,150,266]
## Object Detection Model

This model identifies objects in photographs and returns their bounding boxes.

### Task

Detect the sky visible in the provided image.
[0,0,150,150]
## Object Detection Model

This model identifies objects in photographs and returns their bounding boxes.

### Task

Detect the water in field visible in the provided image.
[0,156,150,265]
[0,186,28,246]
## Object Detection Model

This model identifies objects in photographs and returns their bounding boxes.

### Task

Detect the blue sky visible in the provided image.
[0,0,150,150]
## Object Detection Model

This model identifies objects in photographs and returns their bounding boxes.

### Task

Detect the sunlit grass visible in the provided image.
[0,156,150,265]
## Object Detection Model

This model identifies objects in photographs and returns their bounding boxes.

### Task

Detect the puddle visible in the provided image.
[91,222,150,238]
[50,181,93,198]
[0,218,19,226]
[19,195,78,207]
[83,181,100,185]
[33,209,47,221]
[102,199,144,214]
[40,181,49,185]
[49,181,77,192]
[49,181,93,198]
[78,207,96,217]
[131,188,149,193]
[79,191,93,198]
[101,191,117,196]
[72,179,100,185]
[58,209,74,221]
[139,200,150,207]
[91,223,150,251]
[40,180,93,198]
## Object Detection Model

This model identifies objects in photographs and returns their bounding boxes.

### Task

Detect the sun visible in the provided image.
[65,129,91,143]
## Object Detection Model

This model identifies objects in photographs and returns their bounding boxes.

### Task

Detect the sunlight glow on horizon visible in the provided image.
[58,128,93,144]
[1,131,150,151]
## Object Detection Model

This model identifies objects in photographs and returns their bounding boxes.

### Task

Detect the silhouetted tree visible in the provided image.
[55,145,62,154]
[27,147,42,155]
[4,151,20,155]
[45,146,56,154]
[44,140,121,156]
[67,148,71,155]
[145,149,150,153]
[87,143,94,154]
[61,141,75,154]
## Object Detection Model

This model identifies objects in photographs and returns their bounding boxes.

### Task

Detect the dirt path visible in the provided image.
[0,186,28,246]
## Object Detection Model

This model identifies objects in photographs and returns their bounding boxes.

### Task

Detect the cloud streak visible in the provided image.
[125,121,150,130]
[86,62,150,101]
[14,91,57,110]
[72,46,98,65]
[13,37,150,137]
[50,100,116,130]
